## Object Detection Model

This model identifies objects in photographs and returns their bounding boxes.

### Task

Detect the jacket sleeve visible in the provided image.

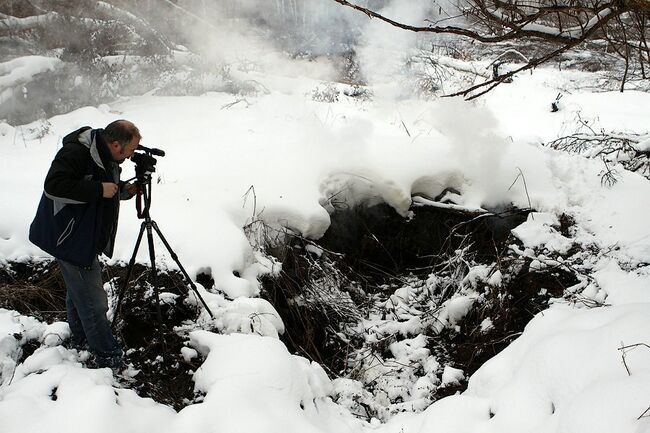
[44,145,103,203]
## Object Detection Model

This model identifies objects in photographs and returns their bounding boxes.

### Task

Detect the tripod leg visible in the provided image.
[145,223,165,328]
[150,220,215,319]
[112,221,147,329]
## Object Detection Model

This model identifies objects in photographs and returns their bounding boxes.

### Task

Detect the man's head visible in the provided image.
[103,120,141,163]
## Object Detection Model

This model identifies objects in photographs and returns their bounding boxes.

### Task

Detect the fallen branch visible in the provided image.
[618,342,650,376]
[411,195,490,217]
[547,131,650,180]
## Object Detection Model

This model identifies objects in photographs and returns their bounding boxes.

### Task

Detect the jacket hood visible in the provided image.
[62,127,106,171]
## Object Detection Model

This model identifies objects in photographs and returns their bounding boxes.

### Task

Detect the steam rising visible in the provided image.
[176,0,439,89]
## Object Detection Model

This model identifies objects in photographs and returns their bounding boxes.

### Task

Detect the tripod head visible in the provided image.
[129,145,165,219]
[131,145,165,183]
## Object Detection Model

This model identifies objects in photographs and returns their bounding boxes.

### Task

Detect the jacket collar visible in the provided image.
[77,128,106,171]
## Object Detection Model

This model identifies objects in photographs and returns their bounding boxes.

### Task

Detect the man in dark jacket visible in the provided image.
[29,119,140,369]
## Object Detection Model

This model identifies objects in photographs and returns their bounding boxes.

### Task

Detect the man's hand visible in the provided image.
[102,182,118,198]
[125,183,138,195]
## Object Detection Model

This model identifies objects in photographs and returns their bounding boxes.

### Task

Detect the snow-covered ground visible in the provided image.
[1,52,650,432]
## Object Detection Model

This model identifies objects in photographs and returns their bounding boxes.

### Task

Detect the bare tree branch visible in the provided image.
[333,0,633,44]
[332,0,649,97]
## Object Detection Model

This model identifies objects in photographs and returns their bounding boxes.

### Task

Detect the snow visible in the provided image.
[480,318,494,333]
[464,303,650,433]
[634,136,650,152]
[593,260,650,305]
[512,212,573,254]
[519,8,614,40]
[1,40,650,433]
[0,354,176,433]
[441,366,465,387]
[375,303,650,433]
[443,295,477,325]
[179,346,197,362]
[179,331,354,433]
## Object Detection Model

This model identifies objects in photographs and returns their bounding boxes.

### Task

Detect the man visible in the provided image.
[29,119,140,369]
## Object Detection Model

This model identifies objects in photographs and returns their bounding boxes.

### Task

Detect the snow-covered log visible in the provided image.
[0,12,59,31]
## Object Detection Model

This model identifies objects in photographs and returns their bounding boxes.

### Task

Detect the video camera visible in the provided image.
[131,144,165,180]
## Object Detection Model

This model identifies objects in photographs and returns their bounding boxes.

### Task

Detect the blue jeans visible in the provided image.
[57,257,122,361]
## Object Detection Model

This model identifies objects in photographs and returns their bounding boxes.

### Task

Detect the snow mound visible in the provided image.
[378,303,650,433]
[469,303,650,432]
[179,331,348,433]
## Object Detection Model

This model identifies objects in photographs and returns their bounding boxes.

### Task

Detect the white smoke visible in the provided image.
[357,0,432,90]
[168,0,370,82]
[173,1,465,91]
[429,98,512,208]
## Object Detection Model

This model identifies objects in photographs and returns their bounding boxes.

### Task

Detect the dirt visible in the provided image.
[1,200,577,412]
[262,201,532,374]
[261,201,577,402]
[434,263,579,398]
[318,203,530,283]
[1,262,204,411]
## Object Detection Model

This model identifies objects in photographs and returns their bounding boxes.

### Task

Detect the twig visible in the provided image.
[639,406,650,420]
[507,167,533,214]
[400,119,411,137]
[618,342,650,377]
[221,99,250,110]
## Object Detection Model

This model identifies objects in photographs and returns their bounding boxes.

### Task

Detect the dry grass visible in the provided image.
[0,262,66,319]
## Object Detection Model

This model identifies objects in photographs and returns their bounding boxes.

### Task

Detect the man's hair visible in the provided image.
[103,120,141,149]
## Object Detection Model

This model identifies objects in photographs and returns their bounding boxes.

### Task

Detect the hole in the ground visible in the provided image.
[319,202,528,280]
[261,199,578,420]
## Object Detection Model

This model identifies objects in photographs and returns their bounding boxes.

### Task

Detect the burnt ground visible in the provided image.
[1,202,580,412]
[432,263,578,397]
[262,202,579,396]
[0,262,208,411]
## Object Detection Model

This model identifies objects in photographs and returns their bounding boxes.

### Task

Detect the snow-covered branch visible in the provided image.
[95,1,173,53]
[332,0,631,44]
[0,12,59,32]
[548,130,650,181]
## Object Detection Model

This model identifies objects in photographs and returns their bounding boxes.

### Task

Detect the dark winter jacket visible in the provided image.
[29,127,131,267]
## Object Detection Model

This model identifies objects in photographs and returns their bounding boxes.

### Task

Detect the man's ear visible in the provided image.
[109,140,121,150]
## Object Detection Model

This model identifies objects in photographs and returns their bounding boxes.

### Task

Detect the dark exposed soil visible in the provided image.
[2,199,576,412]
[262,246,344,373]
[261,201,577,400]
[434,264,579,398]
[318,203,530,283]
[0,262,205,411]
[109,265,207,410]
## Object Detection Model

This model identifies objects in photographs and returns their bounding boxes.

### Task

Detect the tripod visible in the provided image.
[111,172,214,333]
